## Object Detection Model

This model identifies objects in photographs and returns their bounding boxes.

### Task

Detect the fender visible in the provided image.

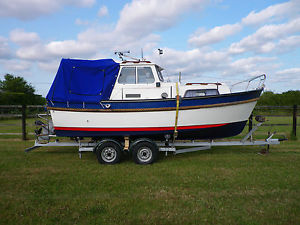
[129,138,158,152]
[93,139,123,153]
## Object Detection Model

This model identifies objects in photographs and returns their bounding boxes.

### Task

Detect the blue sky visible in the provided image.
[0,0,300,96]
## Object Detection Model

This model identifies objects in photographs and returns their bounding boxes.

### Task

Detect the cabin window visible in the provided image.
[137,67,155,84]
[118,67,136,84]
[184,89,219,98]
[156,66,164,82]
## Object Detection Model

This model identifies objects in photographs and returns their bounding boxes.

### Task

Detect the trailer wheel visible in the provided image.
[95,141,122,164]
[132,141,158,164]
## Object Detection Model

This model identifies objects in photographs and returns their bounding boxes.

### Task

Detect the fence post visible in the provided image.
[292,105,297,137]
[249,113,253,132]
[22,105,27,140]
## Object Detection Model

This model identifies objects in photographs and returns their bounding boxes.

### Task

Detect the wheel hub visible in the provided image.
[137,147,152,163]
[101,147,117,163]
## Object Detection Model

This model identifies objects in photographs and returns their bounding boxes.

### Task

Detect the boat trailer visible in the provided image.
[25,114,285,164]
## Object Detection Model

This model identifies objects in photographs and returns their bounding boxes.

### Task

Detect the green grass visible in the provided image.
[0,118,37,132]
[1,139,300,224]
[0,114,299,224]
[0,118,37,139]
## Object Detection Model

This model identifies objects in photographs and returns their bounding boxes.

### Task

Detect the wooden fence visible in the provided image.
[0,105,45,140]
[0,104,298,140]
[252,105,298,137]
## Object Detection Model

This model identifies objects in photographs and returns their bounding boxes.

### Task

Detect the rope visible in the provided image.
[173,82,180,142]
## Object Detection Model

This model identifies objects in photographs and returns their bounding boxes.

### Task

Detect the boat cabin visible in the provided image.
[110,61,231,100]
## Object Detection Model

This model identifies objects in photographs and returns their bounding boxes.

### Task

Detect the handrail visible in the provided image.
[230,74,266,92]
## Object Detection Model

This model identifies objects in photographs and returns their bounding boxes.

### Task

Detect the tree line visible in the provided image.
[257,90,300,106]
[0,74,45,105]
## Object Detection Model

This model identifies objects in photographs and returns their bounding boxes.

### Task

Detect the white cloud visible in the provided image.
[0,0,96,20]
[242,0,300,26]
[16,44,47,61]
[229,17,300,54]
[98,6,108,17]
[11,25,160,63]
[0,36,12,59]
[275,67,300,76]
[45,40,96,58]
[189,23,242,47]
[16,40,97,61]
[2,0,300,94]
[75,18,90,26]
[38,60,60,72]
[150,48,230,79]
[272,67,300,86]
[2,59,31,71]
[10,29,40,46]
[276,35,300,53]
[72,26,160,56]
[3,0,209,65]
[115,0,208,38]
[76,0,95,7]
[227,56,277,76]
[149,48,281,87]
[189,1,300,53]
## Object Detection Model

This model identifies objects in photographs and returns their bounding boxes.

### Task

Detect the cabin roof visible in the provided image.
[46,58,120,103]
[119,60,164,71]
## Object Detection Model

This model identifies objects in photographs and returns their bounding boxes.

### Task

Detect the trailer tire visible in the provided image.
[132,141,158,164]
[95,141,122,164]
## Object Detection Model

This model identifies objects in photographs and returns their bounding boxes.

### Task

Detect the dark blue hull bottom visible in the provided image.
[55,120,247,140]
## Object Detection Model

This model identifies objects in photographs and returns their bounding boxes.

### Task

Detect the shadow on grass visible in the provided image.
[29,147,79,155]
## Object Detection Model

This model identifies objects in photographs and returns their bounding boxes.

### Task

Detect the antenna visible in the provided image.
[141,48,145,61]
[179,72,181,83]
[114,51,130,61]
[114,51,140,62]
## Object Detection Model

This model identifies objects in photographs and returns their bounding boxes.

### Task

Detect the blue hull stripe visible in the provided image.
[54,121,247,140]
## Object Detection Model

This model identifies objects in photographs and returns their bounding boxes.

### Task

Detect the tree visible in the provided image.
[0,74,45,105]
[257,90,300,106]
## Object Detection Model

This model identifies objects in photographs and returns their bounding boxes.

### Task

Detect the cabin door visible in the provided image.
[117,66,171,100]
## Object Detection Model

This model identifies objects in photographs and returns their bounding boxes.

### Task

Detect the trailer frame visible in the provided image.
[25,118,285,164]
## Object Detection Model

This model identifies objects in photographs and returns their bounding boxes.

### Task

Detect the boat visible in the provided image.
[45,55,265,142]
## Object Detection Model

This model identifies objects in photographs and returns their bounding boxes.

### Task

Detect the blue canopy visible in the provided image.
[46,58,120,104]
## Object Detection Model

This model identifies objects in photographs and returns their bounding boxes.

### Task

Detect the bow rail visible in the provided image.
[230,74,266,92]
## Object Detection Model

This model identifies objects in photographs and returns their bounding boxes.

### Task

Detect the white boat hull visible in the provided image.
[49,100,257,140]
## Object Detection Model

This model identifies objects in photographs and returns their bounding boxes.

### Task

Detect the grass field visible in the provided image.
[0,116,300,224]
